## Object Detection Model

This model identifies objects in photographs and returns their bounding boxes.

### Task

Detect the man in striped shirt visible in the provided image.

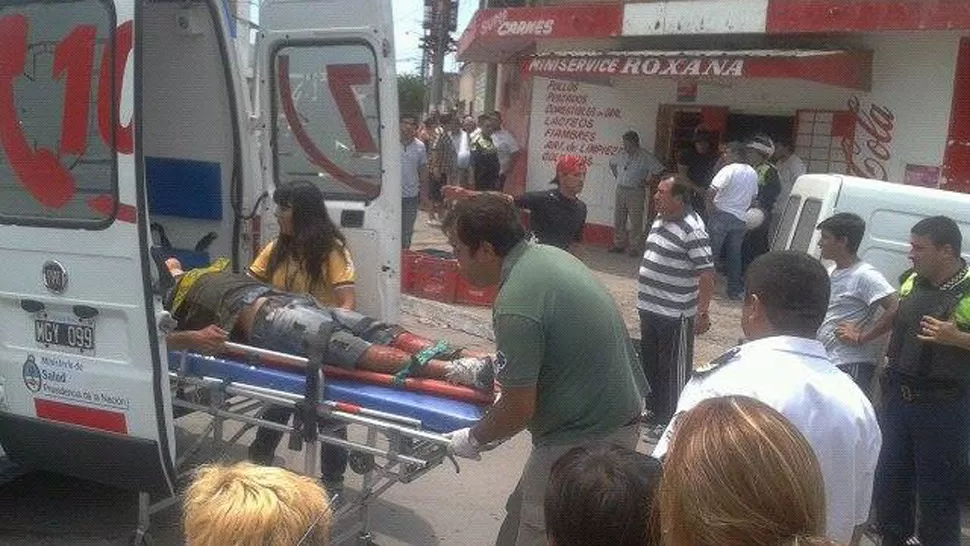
[638,175,715,441]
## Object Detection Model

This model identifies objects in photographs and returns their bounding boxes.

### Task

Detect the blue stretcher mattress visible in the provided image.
[169,352,486,433]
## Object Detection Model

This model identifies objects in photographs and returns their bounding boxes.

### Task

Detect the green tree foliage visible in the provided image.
[398,73,426,118]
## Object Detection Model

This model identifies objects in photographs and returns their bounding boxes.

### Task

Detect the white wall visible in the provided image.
[852,32,961,183]
[528,75,851,226]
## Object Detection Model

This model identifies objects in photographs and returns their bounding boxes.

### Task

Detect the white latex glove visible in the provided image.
[446,427,482,460]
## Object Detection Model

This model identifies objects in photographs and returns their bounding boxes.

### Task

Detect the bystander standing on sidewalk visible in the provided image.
[470,114,501,191]
[815,213,897,399]
[442,155,588,255]
[638,175,714,441]
[609,131,665,257]
[427,113,460,226]
[706,142,758,300]
[400,113,428,249]
[743,135,782,271]
[490,111,520,189]
[677,128,720,220]
[771,139,806,242]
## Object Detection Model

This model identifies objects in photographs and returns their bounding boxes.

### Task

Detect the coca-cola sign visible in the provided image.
[840,95,895,181]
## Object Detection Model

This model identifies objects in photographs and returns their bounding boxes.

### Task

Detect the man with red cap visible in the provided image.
[443,155,589,255]
[510,154,588,253]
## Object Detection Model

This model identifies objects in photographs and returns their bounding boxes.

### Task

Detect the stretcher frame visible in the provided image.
[139,345,463,546]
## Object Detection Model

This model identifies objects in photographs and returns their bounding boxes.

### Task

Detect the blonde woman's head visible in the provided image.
[658,396,828,546]
[184,461,332,546]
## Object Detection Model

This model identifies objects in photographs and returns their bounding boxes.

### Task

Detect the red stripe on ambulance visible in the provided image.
[35,398,128,434]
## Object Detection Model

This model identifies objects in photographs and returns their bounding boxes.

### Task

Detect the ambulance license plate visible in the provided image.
[35,318,95,354]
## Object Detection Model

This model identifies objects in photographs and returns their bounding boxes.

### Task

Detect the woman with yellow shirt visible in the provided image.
[249,181,356,309]
[248,180,354,499]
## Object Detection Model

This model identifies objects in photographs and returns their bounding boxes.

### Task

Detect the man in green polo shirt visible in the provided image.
[442,193,647,546]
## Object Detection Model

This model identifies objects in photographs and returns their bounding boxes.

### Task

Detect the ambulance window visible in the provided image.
[791,198,822,253]
[772,195,801,250]
[271,42,382,202]
[0,0,118,227]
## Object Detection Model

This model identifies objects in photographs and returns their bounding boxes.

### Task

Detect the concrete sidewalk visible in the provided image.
[408,210,743,367]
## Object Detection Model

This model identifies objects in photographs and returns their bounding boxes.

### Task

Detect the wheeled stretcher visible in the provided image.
[161,341,489,545]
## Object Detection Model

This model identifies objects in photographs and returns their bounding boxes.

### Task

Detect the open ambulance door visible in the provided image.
[255,0,401,321]
[0,0,175,498]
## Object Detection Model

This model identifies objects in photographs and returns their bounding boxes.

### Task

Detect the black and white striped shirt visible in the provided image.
[637,212,713,317]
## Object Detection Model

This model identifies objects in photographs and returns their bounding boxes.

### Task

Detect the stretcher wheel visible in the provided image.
[348,451,375,474]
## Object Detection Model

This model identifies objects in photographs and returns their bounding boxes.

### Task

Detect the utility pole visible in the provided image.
[429,0,450,112]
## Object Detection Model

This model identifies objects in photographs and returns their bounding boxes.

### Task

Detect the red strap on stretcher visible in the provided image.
[222,344,495,406]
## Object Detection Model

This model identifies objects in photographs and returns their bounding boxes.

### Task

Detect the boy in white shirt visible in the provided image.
[816,213,899,398]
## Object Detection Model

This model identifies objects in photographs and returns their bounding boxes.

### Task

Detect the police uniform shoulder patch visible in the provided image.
[694,346,741,376]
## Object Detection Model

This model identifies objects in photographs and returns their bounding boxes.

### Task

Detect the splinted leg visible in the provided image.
[247,296,495,391]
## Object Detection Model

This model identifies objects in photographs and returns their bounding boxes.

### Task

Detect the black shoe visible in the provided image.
[608,246,626,254]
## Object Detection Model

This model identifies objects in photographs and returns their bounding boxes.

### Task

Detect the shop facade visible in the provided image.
[457,0,970,245]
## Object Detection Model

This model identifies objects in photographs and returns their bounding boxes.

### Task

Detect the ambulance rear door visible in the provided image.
[0,0,175,498]
[255,0,401,321]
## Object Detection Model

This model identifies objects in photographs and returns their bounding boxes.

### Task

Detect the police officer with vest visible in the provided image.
[870,215,970,546]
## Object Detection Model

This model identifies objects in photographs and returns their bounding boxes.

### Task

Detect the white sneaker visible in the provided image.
[445,356,495,390]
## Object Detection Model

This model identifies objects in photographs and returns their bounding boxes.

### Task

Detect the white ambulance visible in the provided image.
[0,0,400,522]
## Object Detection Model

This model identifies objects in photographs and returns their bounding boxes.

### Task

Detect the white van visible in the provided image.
[0,0,399,519]
[774,174,970,285]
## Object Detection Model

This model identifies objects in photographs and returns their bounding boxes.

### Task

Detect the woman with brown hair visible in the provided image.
[657,396,836,546]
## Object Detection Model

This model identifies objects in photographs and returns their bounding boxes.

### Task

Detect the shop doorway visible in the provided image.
[655,105,728,169]
[725,114,795,147]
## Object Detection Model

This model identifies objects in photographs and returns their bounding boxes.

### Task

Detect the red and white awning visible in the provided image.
[521,49,873,91]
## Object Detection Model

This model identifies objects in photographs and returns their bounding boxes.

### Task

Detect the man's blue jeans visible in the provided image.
[708,210,746,298]
[402,196,420,249]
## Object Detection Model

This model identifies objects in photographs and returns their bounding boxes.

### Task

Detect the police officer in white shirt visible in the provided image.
[653,250,881,546]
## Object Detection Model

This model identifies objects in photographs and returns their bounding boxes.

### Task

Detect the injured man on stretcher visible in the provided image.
[162,258,495,391]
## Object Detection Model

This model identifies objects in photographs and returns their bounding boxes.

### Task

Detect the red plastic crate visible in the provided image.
[456,275,498,307]
[409,254,459,303]
[401,250,423,292]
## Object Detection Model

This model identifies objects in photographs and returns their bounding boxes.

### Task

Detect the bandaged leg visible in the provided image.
[357,345,494,391]
[250,297,494,390]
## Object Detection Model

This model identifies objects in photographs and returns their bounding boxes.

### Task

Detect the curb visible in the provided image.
[401,294,495,341]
